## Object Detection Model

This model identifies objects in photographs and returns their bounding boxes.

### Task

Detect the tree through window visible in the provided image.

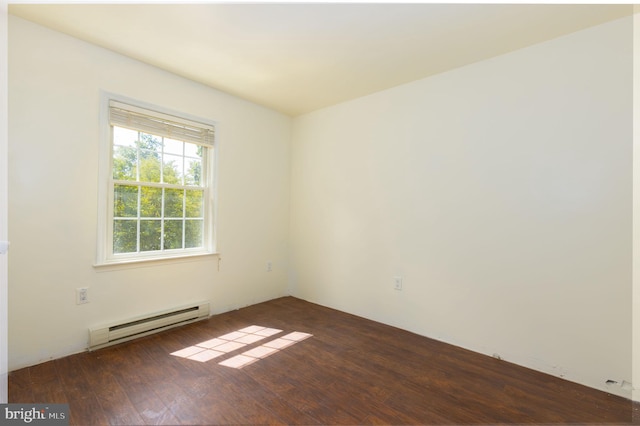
[100,99,216,263]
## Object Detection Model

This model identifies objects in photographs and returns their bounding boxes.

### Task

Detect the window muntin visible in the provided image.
[101,99,215,264]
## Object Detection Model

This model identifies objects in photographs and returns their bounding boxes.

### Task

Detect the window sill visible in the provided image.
[93,252,219,271]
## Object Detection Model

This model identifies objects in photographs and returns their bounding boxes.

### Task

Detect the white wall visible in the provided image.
[1,0,9,404]
[290,17,633,398]
[633,11,640,404]
[7,16,292,370]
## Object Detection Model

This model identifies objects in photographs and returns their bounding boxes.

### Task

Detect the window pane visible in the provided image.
[185,220,203,248]
[113,220,137,254]
[163,154,183,185]
[164,138,184,156]
[140,186,162,218]
[185,190,203,218]
[164,189,184,218]
[113,126,138,148]
[164,220,183,250]
[138,132,162,152]
[140,220,161,252]
[185,158,202,186]
[138,133,162,183]
[114,185,138,217]
[184,142,201,158]
[139,150,161,183]
[113,146,138,181]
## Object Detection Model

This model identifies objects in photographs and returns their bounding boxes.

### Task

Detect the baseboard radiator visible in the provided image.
[89,301,210,350]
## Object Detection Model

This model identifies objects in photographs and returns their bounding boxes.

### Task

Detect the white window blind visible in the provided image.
[109,100,215,147]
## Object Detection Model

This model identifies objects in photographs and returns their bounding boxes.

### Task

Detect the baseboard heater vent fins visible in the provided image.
[89,301,210,350]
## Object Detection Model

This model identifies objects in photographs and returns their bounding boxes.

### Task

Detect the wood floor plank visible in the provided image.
[28,360,68,404]
[75,351,146,425]
[8,296,638,425]
[7,368,33,403]
[146,379,202,425]
[106,346,181,426]
[54,354,111,426]
[132,400,178,426]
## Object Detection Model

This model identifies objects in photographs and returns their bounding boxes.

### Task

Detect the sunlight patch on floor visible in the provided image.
[220,331,313,369]
[170,325,312,368]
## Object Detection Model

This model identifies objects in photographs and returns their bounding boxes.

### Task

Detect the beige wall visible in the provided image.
[634,11,640,404]
[7,16,292,370]
[1,0,8,404]
[290,17,633,398]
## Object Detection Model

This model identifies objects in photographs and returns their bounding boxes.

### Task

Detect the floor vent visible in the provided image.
[89,301,210,350]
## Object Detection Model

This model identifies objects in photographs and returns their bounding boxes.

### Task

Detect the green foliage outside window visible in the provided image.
[112,128,205,254]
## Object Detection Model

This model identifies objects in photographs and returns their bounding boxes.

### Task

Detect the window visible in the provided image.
[97,98,216,265]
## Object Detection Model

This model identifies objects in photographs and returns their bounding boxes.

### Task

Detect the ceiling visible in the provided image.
[9,3,634,117]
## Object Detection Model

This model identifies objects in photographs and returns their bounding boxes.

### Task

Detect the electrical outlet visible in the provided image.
[393,276,403,290]
[76,287,89,305]
[266,261,273,272]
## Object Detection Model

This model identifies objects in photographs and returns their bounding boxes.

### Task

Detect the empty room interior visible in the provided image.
[3,2,640,425]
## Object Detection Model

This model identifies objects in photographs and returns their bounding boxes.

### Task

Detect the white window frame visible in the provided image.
[96,93,217,266]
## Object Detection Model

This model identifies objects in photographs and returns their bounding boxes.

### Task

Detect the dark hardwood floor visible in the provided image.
[8,296,640,425]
